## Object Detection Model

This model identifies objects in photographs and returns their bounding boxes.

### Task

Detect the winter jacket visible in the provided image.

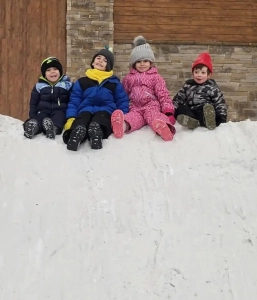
[29,75,73,119]
[173,79,227,122]
[122,67,174,114]
[66,76,129,118]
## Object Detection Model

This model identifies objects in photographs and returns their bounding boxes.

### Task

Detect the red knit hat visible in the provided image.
[192,52,213,73]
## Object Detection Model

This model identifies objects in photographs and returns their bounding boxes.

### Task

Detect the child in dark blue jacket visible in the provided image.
[63,48,129,151]
[23,57,73,139]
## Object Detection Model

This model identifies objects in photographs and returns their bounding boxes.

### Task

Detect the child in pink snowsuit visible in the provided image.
[111,36,176,141]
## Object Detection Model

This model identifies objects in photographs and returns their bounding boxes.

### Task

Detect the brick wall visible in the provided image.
[67,0,114,78]
[67,0,257,122]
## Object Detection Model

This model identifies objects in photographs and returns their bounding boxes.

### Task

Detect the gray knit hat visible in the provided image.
[129,36,155,67]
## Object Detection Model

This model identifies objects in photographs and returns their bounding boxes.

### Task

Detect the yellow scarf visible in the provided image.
[85,69,113,84]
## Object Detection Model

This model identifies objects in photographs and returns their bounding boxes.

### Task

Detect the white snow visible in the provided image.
[0,113,257,300]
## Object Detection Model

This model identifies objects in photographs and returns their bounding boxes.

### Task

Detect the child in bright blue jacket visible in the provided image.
[63,48,129,151]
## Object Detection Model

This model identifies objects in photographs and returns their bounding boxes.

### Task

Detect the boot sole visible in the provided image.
[24,122,38,139]
[67,126,87,151]
[42,118,55,139]
[88,122,103,149]
[203,104,216,130]
[177,114,199,130]
[111,110,124,138]
[152,119,173,141]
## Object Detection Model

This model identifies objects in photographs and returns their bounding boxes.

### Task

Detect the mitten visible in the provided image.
[64,118,75,131]
[162,109,176,125]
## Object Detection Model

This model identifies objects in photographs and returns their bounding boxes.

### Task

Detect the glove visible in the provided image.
[162,109,176,125]
[64,118,75,131]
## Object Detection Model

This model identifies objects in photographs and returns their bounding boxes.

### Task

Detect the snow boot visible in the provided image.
[67,125,87,151]
[24,119,39,139]
[203,104,216,130]
[152,119,174,141]
[88,122,103,149]
[42,117,56,139]
[177,114,199,130]
[111,109,125,138]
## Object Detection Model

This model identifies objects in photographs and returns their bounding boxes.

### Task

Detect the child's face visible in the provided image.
[135,60,151,73]
[193,66,211,84]
[45,67,60,83]
[92,55,108,71]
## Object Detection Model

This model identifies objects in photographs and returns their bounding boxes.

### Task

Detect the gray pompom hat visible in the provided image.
[129,36,155,67]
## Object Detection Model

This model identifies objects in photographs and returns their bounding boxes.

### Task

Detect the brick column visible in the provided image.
[67,0,114,80]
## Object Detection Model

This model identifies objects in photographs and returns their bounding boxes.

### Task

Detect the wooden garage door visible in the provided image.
[0,0,67,121]
[114,0,257,44]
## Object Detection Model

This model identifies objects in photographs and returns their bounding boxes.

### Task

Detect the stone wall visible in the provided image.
[67,0,257,122]
[66,0,114,77]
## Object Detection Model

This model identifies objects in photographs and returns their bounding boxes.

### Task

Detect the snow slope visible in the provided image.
[0,114,257,300]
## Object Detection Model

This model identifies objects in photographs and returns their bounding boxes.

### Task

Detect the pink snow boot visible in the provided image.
[111,109,125,138]
[152,119,174,141]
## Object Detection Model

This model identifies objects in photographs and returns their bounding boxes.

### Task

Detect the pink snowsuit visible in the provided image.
[122,67,175,133]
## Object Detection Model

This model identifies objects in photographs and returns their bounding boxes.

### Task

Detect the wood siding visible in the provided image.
[114,0,257,44]
[0,0,67,121]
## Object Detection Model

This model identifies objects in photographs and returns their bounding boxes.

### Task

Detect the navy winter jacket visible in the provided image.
[29,75,73,119]
[66,76,129,118]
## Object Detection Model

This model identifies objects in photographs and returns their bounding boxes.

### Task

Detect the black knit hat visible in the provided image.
[41,57,63,77]
[90,48,114,71]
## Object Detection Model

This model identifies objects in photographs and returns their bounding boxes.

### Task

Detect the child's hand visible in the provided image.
[64,118,75,130]
[168,115,176,125]
[162,108,175,116]
[162,109,176,125]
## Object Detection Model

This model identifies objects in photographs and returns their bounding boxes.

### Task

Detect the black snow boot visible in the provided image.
[67,125,87,151]
[88,122,103,150]
[42,117,57,139]
[24,119,39,139]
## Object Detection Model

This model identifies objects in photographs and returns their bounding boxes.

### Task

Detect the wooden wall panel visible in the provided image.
[0,0,67,121]
[114,0,257,44]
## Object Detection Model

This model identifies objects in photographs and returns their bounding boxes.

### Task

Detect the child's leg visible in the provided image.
[88,111,111,149]
[23,119,39,139]
[49,110,67,136]
[191,104,216,130]
[65,111,92,151]
[42,118,56,139]
[144,109,175,141]
[23,111,49,139]
[175,106,200,129]
[124,110,146,133]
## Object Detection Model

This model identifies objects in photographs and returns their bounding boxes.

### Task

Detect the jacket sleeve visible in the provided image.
[29,85,40,119]
[66,80,83,119]
[114,82,129,114]
[211,85,227,123]
[154,75,174,113]
[173,84,187,108]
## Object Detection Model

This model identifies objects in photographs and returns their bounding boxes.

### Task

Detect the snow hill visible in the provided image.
[0,114,257,300]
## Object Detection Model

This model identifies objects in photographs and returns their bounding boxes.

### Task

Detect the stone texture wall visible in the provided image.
[67,0,114,77]
[67,0,257,122]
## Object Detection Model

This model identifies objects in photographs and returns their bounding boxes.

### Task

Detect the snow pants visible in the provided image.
[124,107,174,133]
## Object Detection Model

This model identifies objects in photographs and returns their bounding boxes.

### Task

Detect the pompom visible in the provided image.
[133,35,146,47]
[104,45,113,53]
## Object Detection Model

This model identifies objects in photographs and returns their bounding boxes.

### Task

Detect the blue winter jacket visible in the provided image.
[66,76,129,118]
[29,75,73,119]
